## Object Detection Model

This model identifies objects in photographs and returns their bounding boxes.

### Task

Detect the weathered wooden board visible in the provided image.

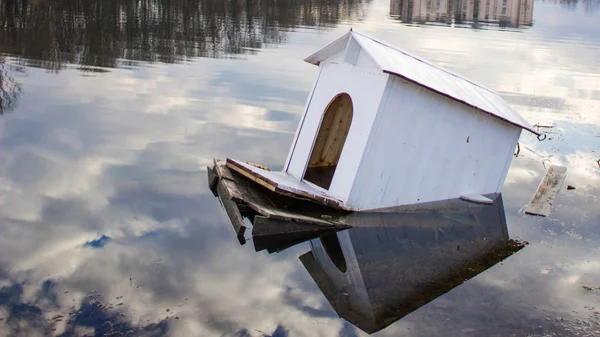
[207,166,218,189]
[220,178,245,202]
[246,201,342,226]
[216,180,247,237]
[214,158,235,181]
[252,216,346,237]
[525,165,567,217]
[226,158,347,210]
[214,162,278,209]
[211,159,351,238]
[207,166,218,197]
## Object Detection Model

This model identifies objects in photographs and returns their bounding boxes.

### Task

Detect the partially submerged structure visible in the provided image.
[216,30,538,214]
[209,30,542,237]
[207,30,537,333]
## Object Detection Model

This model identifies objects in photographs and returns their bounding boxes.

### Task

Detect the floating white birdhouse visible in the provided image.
[219,30,539,212]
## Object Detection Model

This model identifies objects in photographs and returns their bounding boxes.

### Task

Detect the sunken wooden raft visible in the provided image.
[225,158,346,210]
[207,160,248,242]
[525,165,567,217]
[208,159,350,238]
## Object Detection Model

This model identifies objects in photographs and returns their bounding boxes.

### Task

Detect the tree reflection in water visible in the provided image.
[0,0,370,71]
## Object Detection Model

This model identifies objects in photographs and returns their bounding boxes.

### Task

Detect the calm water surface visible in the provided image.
[1,0,600,336]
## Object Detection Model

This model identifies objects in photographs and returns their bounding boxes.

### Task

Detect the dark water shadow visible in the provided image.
[251,195,527,334]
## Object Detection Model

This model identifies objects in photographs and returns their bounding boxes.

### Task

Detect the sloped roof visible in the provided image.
[304,30,539,135]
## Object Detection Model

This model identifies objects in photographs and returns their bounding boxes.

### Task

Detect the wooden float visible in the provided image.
[208,159,351,240]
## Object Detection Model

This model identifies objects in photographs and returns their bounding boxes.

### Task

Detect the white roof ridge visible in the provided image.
[350,30,499,96]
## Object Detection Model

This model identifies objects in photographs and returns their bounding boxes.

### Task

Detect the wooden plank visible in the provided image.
[218,163,278,208]
[245,201,342,227]
[216,181,246,237]
[207,166,218,191]
[225,158,278,191]
[213,159,236,181]
[220,179,244,202]
[226,158,346,210]
[525,165,567,217]
[214,160,272,206]
[252,216,347,237]
[215,159,347,212]
[212,157,353,239]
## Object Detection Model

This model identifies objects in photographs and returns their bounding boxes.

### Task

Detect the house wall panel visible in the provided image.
[286,62,389,201]
[347,76,521,210]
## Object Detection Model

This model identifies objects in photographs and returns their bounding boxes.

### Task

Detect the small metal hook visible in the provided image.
[514,142,520,157]
[537,134,547,141]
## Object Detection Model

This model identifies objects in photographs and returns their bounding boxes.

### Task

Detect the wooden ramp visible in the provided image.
[208,159,350,239]
[225,158,347,210]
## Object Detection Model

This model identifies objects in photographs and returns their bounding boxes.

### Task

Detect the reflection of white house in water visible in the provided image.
[390,0,534,27]
[300,196,524,333]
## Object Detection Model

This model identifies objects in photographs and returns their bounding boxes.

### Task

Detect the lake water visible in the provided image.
[1,0,600,336]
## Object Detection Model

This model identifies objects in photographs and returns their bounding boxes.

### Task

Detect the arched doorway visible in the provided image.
[303,93,353,190]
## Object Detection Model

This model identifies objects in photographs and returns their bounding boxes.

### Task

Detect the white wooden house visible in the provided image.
[225,30,539,211]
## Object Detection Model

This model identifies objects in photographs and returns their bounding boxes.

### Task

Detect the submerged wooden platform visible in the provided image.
[225,158,347,210]
[208,159,351,240]
[209,158,517,253]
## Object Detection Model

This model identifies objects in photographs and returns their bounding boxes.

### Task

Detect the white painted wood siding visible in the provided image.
[285,62,389,201]
[283,66,323,171]
[347,76,521,210]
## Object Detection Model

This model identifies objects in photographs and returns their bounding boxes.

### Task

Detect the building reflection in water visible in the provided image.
[0,0,370,71]
[256,195,526,334]
[390,0,534,28]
